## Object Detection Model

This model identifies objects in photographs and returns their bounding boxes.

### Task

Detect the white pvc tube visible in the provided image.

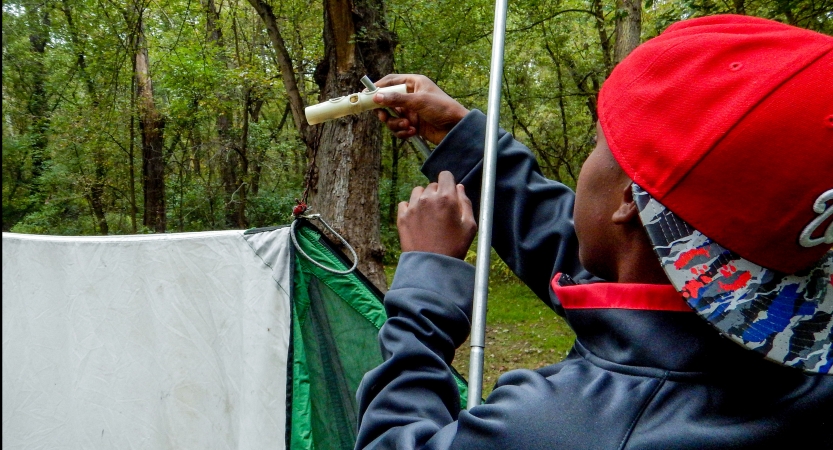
[305,84,408,125]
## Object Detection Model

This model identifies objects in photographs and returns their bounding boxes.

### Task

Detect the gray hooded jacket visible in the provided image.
[354,110,833,450]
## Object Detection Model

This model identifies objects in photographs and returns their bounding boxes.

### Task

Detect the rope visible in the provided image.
[291,214,358,275]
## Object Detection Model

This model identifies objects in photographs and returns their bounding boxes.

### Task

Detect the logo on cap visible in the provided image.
[799,189,833,248]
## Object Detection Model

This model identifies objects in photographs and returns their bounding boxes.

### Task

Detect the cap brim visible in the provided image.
[633,184,833,374]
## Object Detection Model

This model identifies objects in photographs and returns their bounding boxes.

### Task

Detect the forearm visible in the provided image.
[422,110,593,308]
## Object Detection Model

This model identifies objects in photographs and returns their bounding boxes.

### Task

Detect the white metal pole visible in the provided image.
[467,0,509,408]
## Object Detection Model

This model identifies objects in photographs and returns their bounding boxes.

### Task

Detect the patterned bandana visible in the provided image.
[634,184,833,374]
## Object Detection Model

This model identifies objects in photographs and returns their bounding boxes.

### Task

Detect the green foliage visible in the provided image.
[465,245,518,283]
[2,0,830,243]
[10,201,89,235]
[248,192,302,228]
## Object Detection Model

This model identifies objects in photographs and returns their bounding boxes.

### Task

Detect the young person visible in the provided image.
[355,15,833,449]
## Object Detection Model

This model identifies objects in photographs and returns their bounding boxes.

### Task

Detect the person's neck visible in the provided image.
[613,232,670,285]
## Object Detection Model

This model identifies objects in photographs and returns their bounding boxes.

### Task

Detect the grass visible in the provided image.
[384,264,576,397]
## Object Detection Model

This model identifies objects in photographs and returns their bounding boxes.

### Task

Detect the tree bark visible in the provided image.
[543,35,598,128]
[129,72,138,233]
[249,97,265,197]
[590,0,613,75]
[248,0,396,290]
[134,10,167,232]
[235,88,253,228]
[613,0,642,64]
[89,151,110,234]
[554,59,577,184]
[307,0,395,290]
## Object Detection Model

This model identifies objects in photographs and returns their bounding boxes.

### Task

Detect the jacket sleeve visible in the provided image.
[354,253,635,450]
[354,252,574,450]
[354,252,472,450]
[421,110,594,312]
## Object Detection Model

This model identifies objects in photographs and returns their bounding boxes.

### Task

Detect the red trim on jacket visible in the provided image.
[551,273,693,312]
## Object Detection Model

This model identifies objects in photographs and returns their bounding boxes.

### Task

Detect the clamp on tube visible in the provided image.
[360,76,433,158]
[304,84,408,125]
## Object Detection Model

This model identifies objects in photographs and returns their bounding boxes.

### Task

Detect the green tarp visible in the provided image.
[281,220,468,449]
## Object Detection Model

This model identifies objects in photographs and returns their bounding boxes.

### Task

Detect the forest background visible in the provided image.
[4,0,831,393]
[4,0,831,292]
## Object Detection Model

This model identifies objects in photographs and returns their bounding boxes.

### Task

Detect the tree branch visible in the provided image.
[245,0,309,143]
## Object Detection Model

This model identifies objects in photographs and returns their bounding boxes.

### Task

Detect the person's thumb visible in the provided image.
[457,184,476,227]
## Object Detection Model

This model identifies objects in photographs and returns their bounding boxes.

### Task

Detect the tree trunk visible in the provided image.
[62,1,109,235]
[591,0,613,75]
[554,59,577,184]
[249,98,265,197]
[307,0,395,290]
[235,88,252,228]
[613,0,642,64]
[206,0,246,228]
[129,75,138,233]
[246,0,311,143]
[543,29,599,125]
[248,0,396,290]
[135,11,167,233]
[90,152,109,234]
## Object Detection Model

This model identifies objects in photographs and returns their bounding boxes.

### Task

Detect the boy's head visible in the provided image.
[582,14,833,373]
[574,123,671,285]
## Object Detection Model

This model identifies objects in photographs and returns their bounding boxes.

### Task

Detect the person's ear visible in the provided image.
[611,182,639,225]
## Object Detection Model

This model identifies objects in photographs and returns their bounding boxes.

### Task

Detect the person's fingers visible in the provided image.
[375,109,388,122]
[394,128,416,139]
[406,110,420,127]
[375,74,430,94]
[390,117,411,131]
[397,200,409,222]
[374,73,413,88]
[372,92,387,105]
[423,181,439,197]
[408,186,424,206]
[377,115,410,133]
[374,91,422,111]
[457,184,476,226]
[437,171,457,197]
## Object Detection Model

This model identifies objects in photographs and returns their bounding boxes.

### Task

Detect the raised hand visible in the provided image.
[397,171,477,260]
[372,74,470,145]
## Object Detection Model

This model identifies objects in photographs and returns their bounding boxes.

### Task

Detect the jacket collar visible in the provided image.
[549,273,775,373]
[551,273,691,312]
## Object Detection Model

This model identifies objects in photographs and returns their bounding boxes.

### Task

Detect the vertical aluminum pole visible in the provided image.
[468,0,508,408]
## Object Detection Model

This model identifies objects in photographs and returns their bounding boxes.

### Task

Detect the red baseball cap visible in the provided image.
[598,15,833,373]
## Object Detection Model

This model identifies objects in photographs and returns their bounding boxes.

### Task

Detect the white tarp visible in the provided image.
[2,229,292,450]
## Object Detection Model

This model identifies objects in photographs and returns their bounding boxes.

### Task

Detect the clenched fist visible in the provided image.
[397,171,477,260]
[372,74,469,145]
